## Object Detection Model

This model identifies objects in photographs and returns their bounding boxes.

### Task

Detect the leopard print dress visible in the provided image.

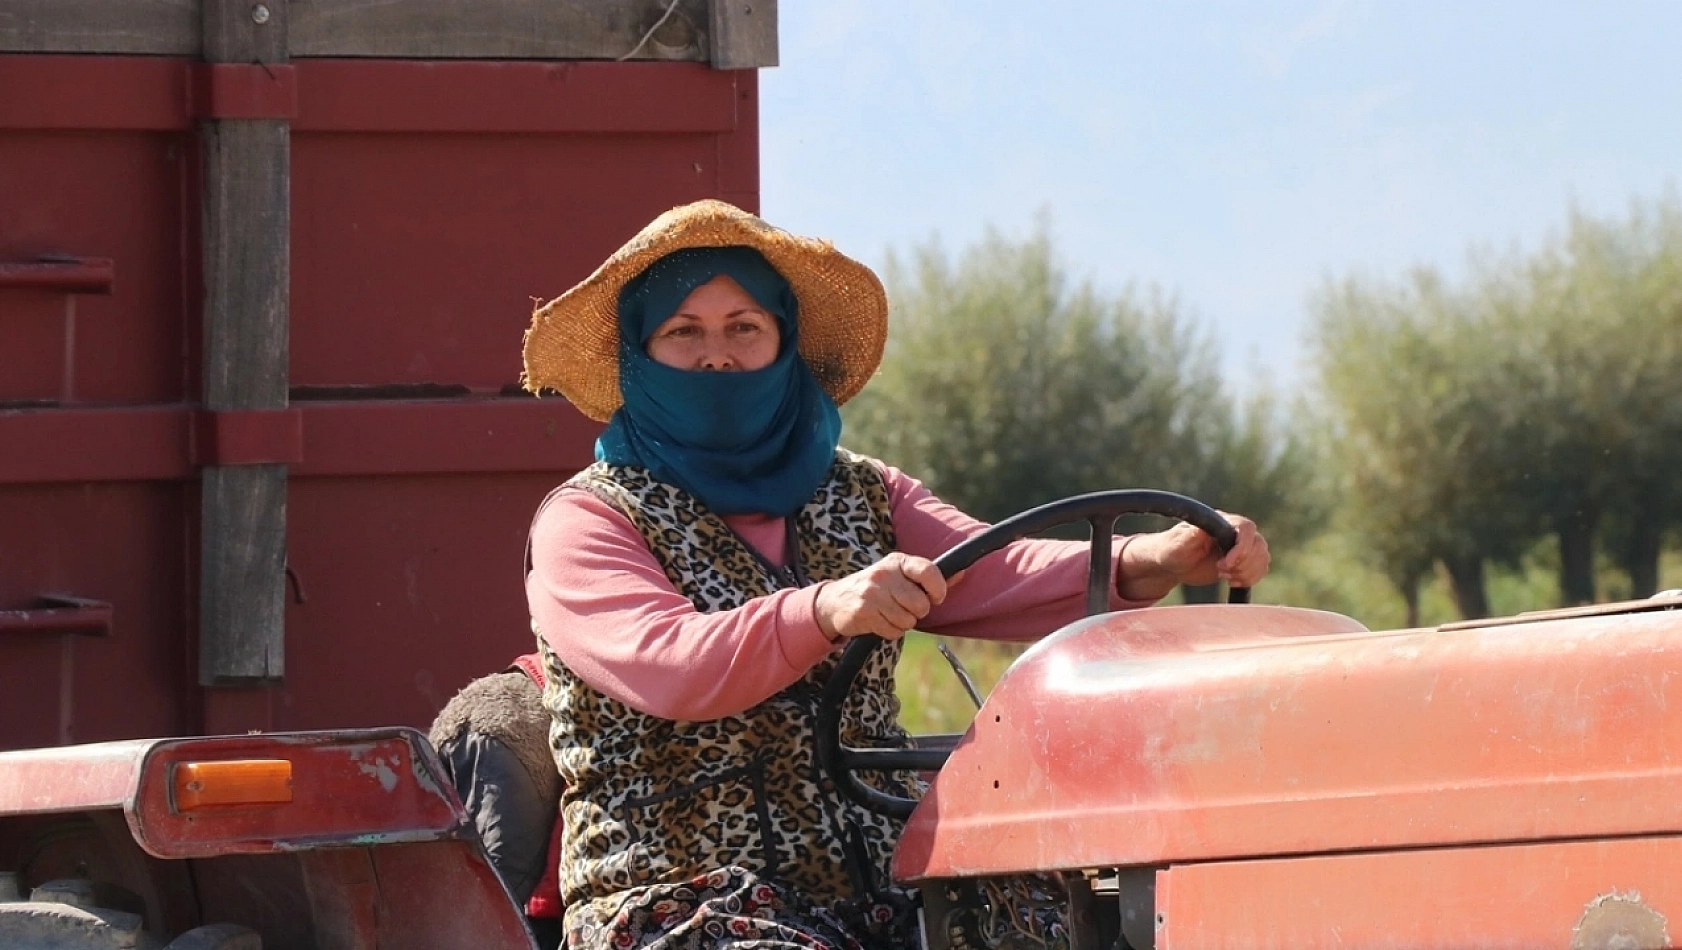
[536,449,925,950]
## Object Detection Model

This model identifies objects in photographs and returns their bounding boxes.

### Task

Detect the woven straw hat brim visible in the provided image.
[522,200,887,423]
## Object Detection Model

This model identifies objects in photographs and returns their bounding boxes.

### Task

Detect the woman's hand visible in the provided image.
[815,553,949,642]
[1118,512,1271,601]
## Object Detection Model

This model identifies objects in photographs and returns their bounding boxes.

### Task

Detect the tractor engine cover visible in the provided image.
[892,602,1682,882]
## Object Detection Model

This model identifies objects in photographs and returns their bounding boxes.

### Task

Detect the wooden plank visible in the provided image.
[0,0,198,55]
[709,0,777,69]
[287,0,712,60]
[200,467,289,683]
[198,0,290,686]
[0,0,778,62]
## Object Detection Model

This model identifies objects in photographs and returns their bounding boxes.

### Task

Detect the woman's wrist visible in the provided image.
[811,581,844,643]
[1115,534,1180,602]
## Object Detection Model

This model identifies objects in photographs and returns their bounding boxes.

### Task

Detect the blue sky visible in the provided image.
[759,1,1682,389]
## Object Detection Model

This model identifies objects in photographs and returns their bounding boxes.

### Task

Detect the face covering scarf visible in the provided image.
[594,246,843,517]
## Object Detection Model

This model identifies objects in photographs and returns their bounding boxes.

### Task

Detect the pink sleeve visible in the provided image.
[525,488,837,722]
[881,463,1159,642]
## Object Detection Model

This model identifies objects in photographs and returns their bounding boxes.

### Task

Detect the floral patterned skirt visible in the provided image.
[563,867,921,950]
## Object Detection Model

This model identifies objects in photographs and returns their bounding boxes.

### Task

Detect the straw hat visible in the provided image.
[522,200,888,423]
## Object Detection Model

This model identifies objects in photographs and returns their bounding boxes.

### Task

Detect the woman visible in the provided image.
[521,200,1269,950]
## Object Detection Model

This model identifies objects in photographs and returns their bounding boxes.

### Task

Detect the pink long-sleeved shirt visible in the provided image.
[526,462,1154,721]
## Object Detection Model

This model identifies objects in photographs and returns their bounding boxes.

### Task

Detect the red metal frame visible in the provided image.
[0,257,114,294]
[191,409,305,467]
[0,730,463,848]
[1156,835,1682,949]
[0,595,112,637]
[1,52,758,749]
[0,728,537,948]
[0,400,600,484]
[189,63,298,120]
[895,603,1682,882]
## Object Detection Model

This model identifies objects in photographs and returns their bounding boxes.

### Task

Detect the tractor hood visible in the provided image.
[892,601,1682,881]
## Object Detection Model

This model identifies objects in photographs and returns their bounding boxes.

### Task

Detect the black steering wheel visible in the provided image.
[814,489,1250,820]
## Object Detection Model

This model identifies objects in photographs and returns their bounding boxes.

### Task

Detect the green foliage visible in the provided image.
[1307,192,1682,616]
[844,223,1321,545]
[895,633,1021,735]
[877,197,1682,731]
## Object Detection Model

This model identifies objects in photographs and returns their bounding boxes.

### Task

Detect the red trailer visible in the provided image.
[0,0,775,749]
[1,4,775,944]
[8,6,1680,948]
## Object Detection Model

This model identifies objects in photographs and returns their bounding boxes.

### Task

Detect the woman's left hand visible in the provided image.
[1117,511,1271,601]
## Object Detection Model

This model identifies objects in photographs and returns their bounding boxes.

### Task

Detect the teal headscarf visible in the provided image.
[594,246,843,517]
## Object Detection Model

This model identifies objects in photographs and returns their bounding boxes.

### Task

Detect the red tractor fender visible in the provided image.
[895,602,1682,882]
[0,728,536,948]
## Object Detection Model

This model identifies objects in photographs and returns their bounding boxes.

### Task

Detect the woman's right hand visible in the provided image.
[814,553,949,642]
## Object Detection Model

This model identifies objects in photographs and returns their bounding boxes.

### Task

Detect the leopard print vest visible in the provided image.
[536,448,921,909]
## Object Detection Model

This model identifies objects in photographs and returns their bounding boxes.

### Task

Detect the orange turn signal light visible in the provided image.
[173,759,293,811]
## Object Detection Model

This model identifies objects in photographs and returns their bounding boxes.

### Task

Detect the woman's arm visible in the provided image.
[881,463,1160,641]
[526,489,836,721]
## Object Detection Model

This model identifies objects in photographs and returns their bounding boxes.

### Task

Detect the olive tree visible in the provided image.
[844,226,1319,569]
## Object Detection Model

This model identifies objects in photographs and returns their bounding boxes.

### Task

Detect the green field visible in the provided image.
[894,632,1027,734]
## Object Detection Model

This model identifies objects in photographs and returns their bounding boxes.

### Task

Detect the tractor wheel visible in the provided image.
[0,874,263,949]
[0,875,150,949]
[162,923,262,949]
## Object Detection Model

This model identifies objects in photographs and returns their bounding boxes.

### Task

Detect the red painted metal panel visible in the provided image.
[290,135,751,390]
[270,471,573,734]
[0,56,191,131]
[0,50,758,753]
[189,63,298,120]
[0,482,191,749]
[0,406,188,483]
[295,60,740,133]
[293,399,600,477]
[130,731,461,859]
[0,289,65,403]
[369,841,539,949]
[0,257,115,293]
[0,739,152,814]
[1157,835,1682,949]
[0,595,113,636]
[0,400,598,484]
[894,605,1682,882]
[0,131,189,405]
[192,409,306,467]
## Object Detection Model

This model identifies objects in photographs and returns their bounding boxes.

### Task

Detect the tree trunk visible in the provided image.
[1556,508,1599,607]
[1617,511,1664,599]
[1442,555,1490,621]
[1402,581,1421,629]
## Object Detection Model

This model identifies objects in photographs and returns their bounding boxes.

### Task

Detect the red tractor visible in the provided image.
[5,1,1678,945]
[5,490,1680,948]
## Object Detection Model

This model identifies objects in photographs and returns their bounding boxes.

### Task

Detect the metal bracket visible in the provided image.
[0,256,115,294]
[192,409,304,467]
[190,63,298,120]
[0,595,113,636]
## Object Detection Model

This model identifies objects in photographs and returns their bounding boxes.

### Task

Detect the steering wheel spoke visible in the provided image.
[816,489,1253,821]
[838,748,951,772]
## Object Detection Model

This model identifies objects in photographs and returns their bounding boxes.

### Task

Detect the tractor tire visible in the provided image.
[0,900,148,949]
[0,876,154,949]
[162,923,262,950]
